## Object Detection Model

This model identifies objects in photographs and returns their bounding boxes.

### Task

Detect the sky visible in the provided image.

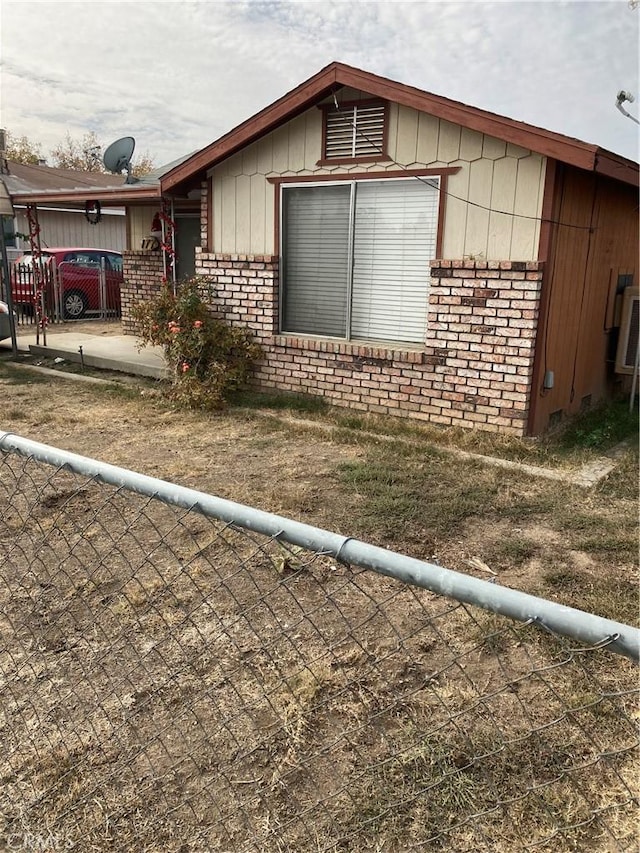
[1,0,638,170]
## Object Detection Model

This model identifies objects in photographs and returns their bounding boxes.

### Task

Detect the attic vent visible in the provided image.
[324,102,386,161]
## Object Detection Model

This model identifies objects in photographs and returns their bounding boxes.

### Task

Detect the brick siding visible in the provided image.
[195,249,279,342]
[194,251,542,435]
[121,250,165,335]
[426,260,542,433]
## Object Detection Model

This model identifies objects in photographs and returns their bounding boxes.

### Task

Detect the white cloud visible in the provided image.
[1,0,638,168]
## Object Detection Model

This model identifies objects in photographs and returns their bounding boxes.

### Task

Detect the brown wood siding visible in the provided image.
[529,165,639,433]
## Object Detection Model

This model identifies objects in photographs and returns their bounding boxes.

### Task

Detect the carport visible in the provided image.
[1,162,202,336]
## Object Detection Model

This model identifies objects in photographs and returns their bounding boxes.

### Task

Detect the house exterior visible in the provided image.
[156,63,638,435]
[10,65,637,435]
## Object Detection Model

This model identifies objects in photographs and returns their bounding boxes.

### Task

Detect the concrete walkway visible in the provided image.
[0,322,168,379]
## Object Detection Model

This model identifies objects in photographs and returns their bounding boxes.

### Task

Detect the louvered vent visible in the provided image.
[325,103,386,160]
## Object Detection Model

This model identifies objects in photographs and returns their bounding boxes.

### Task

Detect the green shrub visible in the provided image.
[558,400,639,451]
[131,277,262,410]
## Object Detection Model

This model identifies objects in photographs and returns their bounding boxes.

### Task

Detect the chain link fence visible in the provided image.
[1,434,638,853]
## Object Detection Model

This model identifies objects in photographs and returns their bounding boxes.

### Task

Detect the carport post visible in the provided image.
[0,220,18,357]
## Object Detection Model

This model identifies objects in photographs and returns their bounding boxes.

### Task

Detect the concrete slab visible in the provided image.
[0,326,168,380]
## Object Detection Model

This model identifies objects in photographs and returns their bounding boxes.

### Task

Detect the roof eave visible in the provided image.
[593,150,639,186]
[10,185,162,207]
[335,64,600,172]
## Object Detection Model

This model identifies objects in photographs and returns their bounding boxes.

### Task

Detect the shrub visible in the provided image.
[131,277,262,410]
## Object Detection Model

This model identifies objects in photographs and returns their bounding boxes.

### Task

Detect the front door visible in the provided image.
[174,215,200,280]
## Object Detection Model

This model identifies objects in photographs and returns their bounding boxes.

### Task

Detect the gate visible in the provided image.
[9,259,56,326]
[57,258,122,320]
[10,257,122,324]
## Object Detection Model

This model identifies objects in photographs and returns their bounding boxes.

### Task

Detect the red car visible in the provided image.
[12,248,123,319]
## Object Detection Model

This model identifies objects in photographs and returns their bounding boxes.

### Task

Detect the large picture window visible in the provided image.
[281,178,440,344]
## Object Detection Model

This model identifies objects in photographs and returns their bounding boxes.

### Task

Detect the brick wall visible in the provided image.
[121,250,165,335]
[194,252,543,435]
[195,249,279,341]
[426,260,543,433]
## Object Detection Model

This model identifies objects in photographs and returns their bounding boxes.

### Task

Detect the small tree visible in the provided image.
[131,277,262,410]
[131,151,155,177]
[50,131,156,176]
[5,132,44,165]
[50,131,104,171]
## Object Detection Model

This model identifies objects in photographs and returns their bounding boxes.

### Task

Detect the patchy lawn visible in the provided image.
[2,361,636,620]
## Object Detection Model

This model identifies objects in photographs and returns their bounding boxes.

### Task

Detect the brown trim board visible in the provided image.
[537,158,557,263]
[527,164,565,435]
[267,167,460,185]
[269,167,456,259]
[11,186,161,206]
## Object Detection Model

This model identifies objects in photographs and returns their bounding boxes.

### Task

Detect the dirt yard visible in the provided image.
[0,360,638,852]
[1,358,637,608]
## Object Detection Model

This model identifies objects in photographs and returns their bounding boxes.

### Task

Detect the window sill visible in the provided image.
[274,334,426,364]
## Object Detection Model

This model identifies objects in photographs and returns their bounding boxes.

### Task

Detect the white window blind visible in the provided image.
[325,103,385,160]
[351,179,439,343]
[281,185,351,337]
[281,178,439,345]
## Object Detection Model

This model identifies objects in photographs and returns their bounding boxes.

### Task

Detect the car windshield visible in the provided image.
[69,252,102,268]
[17,252,123,271]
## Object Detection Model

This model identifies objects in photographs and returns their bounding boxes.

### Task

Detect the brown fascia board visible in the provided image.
[593,150,639,186]
[162,61,639,193]
[10,185,161,207]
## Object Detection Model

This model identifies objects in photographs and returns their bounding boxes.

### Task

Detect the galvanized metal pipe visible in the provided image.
[1,430,638,662]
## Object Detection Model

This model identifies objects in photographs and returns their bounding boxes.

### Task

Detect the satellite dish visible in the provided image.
[103,136,137,184]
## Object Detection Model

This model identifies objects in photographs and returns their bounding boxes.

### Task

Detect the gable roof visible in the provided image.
[161,61,639,193]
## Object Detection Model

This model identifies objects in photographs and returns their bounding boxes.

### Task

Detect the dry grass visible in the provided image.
[0,362,638,852]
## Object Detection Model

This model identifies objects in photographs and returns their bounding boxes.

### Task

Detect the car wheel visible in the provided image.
[63,290,88,320]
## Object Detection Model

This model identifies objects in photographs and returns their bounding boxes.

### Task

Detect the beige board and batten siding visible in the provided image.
[128,206,158,250]
[14,208,126,252]
[209,91,545,260]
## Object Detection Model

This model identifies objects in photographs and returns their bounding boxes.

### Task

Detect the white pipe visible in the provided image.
[1,431,638,661]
